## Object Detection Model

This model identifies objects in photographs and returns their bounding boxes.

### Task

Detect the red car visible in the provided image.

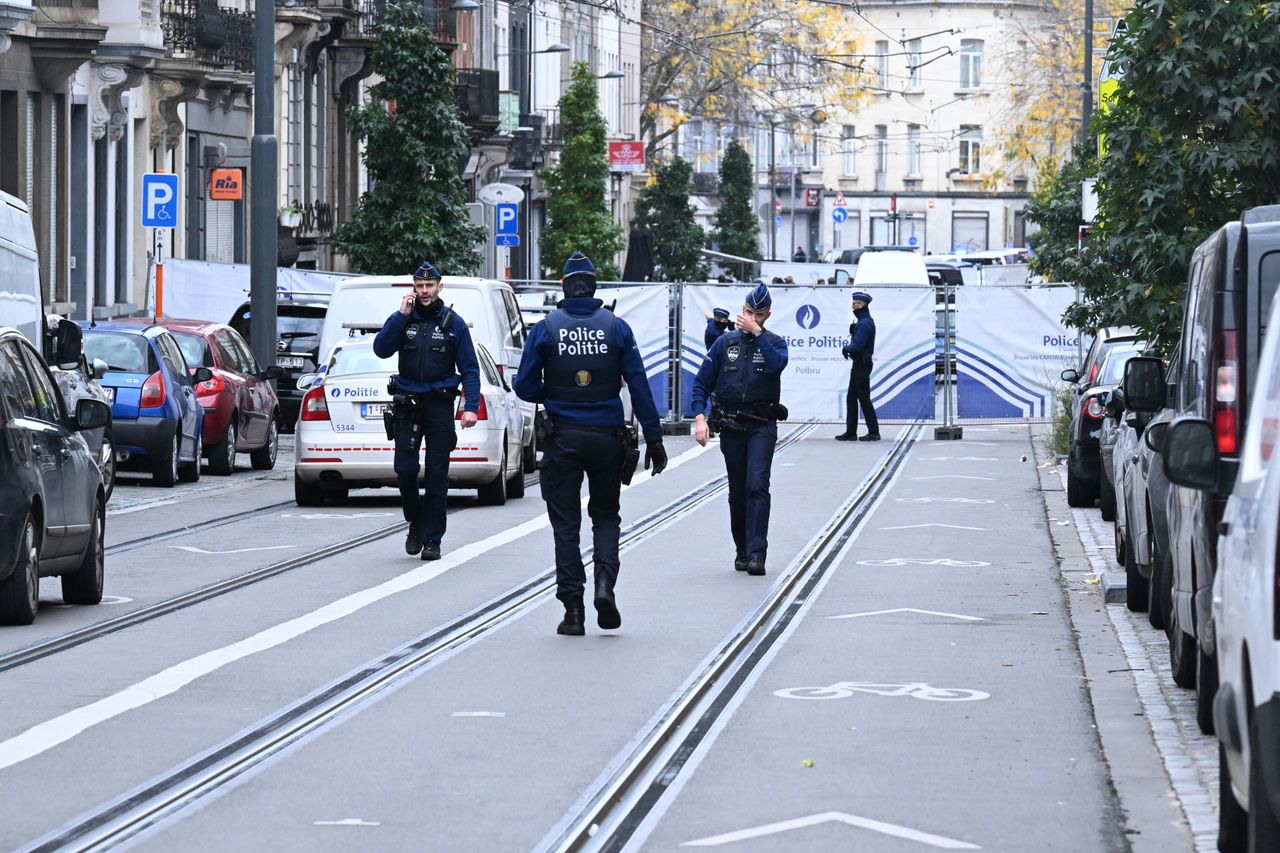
[157,320,283,475]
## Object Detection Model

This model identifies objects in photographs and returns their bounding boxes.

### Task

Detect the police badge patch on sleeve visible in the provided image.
[574,370,593,387]
[406,325,419,340]
[727,345,740,363]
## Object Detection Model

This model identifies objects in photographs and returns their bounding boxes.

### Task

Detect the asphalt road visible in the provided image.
[0,425,1205,851]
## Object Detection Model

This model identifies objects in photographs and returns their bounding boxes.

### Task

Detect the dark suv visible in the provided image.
[1164,205,1280,734]
[228,300,327,431]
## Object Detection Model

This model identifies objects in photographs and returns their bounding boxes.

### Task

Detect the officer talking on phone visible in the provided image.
[514,251,667,636]
[373,260,481,561]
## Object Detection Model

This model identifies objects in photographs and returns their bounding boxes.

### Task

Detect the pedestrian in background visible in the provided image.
[792,246,807,262]
[835,291,879,442]
[690,283,789,576]
[373,261,481,560]
[514,251,668,636]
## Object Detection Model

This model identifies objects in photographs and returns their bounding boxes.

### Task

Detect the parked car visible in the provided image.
[1164,205,1280,734]
[228,299,327,432]
[293,338,525,507]
[1098,345,1150,520]
[78,321,212,487]
[1060,326,1142,396]
[159,319,283,475]
[0,327,112,625]
[1062,340,1144,507]
[1169,290,1280,852]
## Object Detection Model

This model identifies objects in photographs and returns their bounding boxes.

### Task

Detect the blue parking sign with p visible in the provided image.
[495,202,519,247]
[142,173,179,228]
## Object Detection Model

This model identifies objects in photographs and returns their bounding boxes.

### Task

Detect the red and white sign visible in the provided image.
[608,141,645,172]
[804,188,821,208]
[833,191,847,208]
[774,199,783,214]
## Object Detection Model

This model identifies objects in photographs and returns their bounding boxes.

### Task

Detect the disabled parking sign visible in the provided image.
[141,173,179,228]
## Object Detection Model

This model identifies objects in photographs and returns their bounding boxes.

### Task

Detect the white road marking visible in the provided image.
[912,475,995,481]
[0,444,712,773]
[169,545,300,555]
[827,608,984,622]
[896,497,994,504]
[917,456,998,461]
[314,818,381,827]
[450,711,507,718]
[880,523,987,531]
[773,682,990,702]
[856,558,991,567]
[682,811,980,849]
[280,512,397,520]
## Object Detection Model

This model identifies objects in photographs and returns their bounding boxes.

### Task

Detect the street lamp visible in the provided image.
[449,0,479,10]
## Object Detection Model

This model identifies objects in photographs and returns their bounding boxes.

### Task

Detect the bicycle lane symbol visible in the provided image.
[855,558,991,567]
[774,682,990,702]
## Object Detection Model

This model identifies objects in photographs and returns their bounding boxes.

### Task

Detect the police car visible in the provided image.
[292,338,525,506]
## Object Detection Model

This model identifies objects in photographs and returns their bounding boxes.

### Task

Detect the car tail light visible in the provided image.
[140,371,166,408]
[301,385,330,421]
[198,373,225,395]
[1211,331,1239,455]
[1088,361,1099,385]
[457,394,488,421]
[1084,395,1104,420]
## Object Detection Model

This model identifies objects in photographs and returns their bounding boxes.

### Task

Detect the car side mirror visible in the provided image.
[260,365,284,380]
[833,269,850,287]
[92,358,108,380]
[1123,356,1165,411]
[296,373,317,391]
[1143,421,1168,453]
[1163,418,1219,490]
[53,319,83,370]
[74,398,111,432]
[1105,388,1126,418]
[1060,368,1080,384]
[193,367,214,384]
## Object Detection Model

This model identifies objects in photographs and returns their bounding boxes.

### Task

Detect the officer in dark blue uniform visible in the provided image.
[691,282,789,576]
[515,251,667,636]
[836,290,879,441]
[704,307,731,349]
[373,260,481,561]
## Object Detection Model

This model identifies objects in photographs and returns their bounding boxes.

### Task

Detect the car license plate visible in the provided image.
[362,403,388,418]
[104,387,115,403]
[277,356,304,369]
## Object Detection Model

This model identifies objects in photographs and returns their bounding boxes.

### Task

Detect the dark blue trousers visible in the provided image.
[846,361,879,436]
[393,398,457,543]
[539,425,626,603]
[719,419,777,561]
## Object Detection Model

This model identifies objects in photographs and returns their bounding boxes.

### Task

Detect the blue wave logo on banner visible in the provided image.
[795,304,821,329]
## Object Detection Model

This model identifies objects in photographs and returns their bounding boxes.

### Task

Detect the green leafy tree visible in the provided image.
[1024,147,1094,283]
[634,157,709,282]
[333,0,482,275]
[712,140,760,261]
[1069,0,1280,348]
[539,61,625,280]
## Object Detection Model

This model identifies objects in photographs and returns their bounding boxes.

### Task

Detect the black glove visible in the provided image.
[645,440,668,476]
[841,344,853,360]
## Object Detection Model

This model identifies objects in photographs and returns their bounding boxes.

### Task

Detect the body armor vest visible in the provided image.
[543,307,623,403]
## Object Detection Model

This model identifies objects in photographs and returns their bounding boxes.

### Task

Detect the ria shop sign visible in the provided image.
[608,141,645,173]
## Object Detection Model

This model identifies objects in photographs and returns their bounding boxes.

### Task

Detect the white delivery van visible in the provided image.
[0,191,42,344]
[852,250,930,287]
[319,275,536,470]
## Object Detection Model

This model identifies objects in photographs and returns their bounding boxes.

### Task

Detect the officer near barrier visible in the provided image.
[835,290,879,442]
[514,251,668,637]
[691,282,790,576]
[373,260,481,561]
[704,307,731,349]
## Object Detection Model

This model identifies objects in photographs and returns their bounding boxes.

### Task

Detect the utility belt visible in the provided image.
[537,418,640,485]
[383,376,461,440]
[709,400,789,433]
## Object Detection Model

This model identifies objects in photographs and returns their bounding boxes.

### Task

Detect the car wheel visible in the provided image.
[153,432,179,487]
[1250,713,1280,850]
[178,427,201,483]
[294,475,325,507]
[1219,742,1247,852]
[1124,535,1148,612]
[1170,616,1197,689]
[1147,531,1169,630]
[100,429,116,504]
[1066,466,1095,508]
[507,436,525,499]
[209,419,236,476]
[1113,520,1126,568]
[61,496,104,605]
[250,417,278,471]
[1099,472,1117,520]
[0,514,39,625]
[1196,647,1217,735]
[477,449,508,506]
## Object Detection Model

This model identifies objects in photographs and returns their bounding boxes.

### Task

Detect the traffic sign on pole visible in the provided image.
[833,191,847,208]
[141,173,179,228]
[496,203,518,237]
[832,208,848,224]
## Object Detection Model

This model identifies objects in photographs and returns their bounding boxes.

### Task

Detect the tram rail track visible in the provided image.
[105,500,299,557]
[22,423,820,853]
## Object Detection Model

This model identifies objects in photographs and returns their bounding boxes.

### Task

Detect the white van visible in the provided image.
[0,191,42,345]
[318,275,535,470]
[852,250,930,287]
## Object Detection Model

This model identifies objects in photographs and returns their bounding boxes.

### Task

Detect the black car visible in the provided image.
[0,326,112,625]
[229,300,327,431]
[1161,205,1280,734]
[1061,338,1144,507]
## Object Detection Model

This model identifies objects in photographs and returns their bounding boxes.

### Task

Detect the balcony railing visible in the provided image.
[351,0,381,38]
[162,0,225,61]
[455,68,499,130]
[213,9,254,73]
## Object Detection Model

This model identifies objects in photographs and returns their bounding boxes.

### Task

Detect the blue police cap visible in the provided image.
[712,307,730,321]
[562,251,596,280]
[745,282,772,311]
[851,291,873,304]
[561,251,598,298]
[414,260,441,281]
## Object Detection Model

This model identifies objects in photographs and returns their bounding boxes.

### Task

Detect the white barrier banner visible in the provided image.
[680,285,935,422]
[595,284,671,414]
[955,286,1080,419]
[159,258,351,324]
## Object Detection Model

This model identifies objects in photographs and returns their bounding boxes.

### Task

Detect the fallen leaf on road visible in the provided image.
[801,759,815,768]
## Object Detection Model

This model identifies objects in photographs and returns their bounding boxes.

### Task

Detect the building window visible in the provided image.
[875,41,889,88]
[960,39,983,89]
[809,132,820,168]
[842,125,856,175]
[875,124,887,175]
[908,125,921,174]
[958,125,981,174]
[907,39,922,88]
[952,212,989,253]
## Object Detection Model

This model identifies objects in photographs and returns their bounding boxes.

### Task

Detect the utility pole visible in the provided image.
[768,120,776,261]
[1082,0,1093,146]
[250,0,278,372]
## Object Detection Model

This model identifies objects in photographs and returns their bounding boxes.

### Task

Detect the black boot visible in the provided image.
[594,575,621,630]
[734,552,750,572]
[833,432,855,441]
[857,433,881,442]
[746,556,766,576]
[557,601,586,636]
[420,540,441,561]
[404,524,422,555]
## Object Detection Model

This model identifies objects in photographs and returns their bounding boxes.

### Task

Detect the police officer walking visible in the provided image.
[836,290,879,442]
[514,251,668,636]
[704,307,731,349]
[691,283,789,576]
[373,261,481,561]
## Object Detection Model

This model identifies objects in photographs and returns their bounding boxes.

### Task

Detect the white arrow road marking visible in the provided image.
[827,608,984,621]
[683,811,980,849]
[451,711,507,718]
[0,444,713,772]
[912,475,995,481]
[917,456,998,461]
[169,545,300,555]
[880,523,988,531]
[314,819,381,827]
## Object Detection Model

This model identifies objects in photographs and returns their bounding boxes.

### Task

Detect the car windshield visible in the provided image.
[330,346,396,377]
[171,332,213,368]
[83,330,152,374]
[1099,346,1143,385]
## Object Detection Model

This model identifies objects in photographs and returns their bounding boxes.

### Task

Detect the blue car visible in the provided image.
[78,321,211,486]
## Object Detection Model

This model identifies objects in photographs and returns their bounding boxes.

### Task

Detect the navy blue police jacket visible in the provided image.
[690,328,789,416]
[372,299,481,413]
[844,307,876,365]
[704,317,728,350]
[513,297,664,443]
